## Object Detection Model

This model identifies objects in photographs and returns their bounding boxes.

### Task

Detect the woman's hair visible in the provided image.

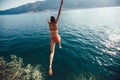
[50,16,55,22]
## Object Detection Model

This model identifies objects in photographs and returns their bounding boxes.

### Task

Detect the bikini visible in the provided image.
[50,28,57,31]
[50,28,60,43]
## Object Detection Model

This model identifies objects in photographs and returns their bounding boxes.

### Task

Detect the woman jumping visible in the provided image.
[47,0,64,76]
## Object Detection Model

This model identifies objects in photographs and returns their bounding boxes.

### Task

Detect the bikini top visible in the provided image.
[50,28,58,31]
[49,22,58,31]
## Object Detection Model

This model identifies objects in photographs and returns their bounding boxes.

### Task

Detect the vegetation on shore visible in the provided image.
[0,55,44,80]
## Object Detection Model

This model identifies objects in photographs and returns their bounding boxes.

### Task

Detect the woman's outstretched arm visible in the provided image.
[56,0,64,23]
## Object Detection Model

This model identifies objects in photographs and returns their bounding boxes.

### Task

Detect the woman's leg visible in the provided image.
[49,40,55,76]
[58,41,62,48]
[58,36,62,48]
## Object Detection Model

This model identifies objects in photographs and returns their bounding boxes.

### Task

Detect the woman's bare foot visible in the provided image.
[59,45,62,48]
[48,67,53,76]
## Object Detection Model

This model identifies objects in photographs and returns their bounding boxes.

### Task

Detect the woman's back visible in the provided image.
[49,21,59,37]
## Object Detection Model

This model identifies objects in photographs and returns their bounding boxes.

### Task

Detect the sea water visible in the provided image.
[0,7,120,80]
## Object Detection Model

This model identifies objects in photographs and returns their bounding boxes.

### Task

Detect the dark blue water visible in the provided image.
[0,7,120,80]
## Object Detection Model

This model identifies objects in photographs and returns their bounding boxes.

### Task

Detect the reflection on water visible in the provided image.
[100,29,120,55]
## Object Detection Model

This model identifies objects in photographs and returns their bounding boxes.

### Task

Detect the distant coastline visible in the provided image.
[0,6,120,16]
[0,0,120,15]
